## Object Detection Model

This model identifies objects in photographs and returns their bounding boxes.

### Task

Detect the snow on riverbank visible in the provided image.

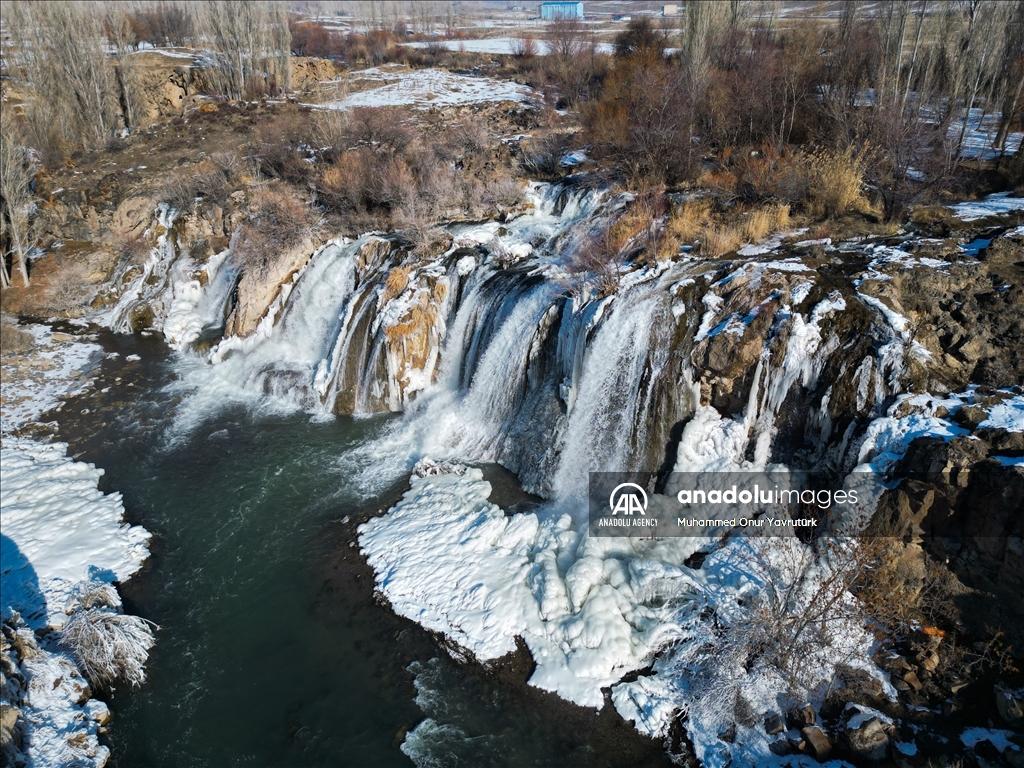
[1,322,151,768]
[360,469,691,707]
[359,457,884,766]
[0,324,102,436]
[1,438,150,630]
[948,191,1024,222]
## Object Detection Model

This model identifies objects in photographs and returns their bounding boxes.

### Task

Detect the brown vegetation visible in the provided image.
[233,186,322,278]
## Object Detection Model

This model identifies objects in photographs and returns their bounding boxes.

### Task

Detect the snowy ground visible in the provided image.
[949,108,1024,162]
[316,66,534,110]
[948,191,1024,222]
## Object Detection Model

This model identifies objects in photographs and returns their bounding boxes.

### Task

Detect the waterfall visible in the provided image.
[106,204,178,334]
[163,178,922,493]
[197,238,361,411]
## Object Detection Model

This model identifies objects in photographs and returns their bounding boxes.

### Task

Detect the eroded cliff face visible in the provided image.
[224,237,318,339]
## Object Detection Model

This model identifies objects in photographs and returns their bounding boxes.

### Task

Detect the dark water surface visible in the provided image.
[53,331,670,768]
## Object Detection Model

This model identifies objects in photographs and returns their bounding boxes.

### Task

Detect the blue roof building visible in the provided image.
[540,2,584,20]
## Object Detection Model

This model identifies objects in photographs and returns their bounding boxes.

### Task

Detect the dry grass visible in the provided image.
[606,206,653,255]
[743,203,791,242]
[666,200,713,243]
[657,199,713,259]
[700,225,744,258]
[381,264,411,304]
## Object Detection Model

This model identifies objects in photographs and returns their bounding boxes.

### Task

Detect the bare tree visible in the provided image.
[197,1,292,99]
[0,120,36,288]
[104,7,148,133]
[680,0,729,110]
[4,1,121,158]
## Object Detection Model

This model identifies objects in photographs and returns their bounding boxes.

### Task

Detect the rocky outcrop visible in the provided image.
[881,231,1024,390]
[874,426,1024,646]
[291,56,341,93]
[130,53,212,121]
[225,238,317,338]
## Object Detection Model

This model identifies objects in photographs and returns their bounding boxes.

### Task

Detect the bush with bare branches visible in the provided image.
[234,187,323,277]
[510,36,538,60]
[57,581,157,692]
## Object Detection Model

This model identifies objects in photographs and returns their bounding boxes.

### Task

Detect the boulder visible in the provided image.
[903,671,923,692]
[801,725,832,760]
[764,712,786,735]
[995,684,1024,725]
[225,237,316,338]
[787,703,817,728]
[844,704,895,763]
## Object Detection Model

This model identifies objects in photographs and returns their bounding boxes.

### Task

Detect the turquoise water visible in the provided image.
[55,333,670,768]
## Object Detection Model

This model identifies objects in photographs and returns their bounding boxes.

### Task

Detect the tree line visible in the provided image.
[573,1,1023,220]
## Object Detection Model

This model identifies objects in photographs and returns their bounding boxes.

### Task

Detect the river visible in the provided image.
[53,330,670,767]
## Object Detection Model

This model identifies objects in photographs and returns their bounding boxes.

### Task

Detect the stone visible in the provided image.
[995,684,1024,724]
[787,703,816,728]
[764,712,786,735]
[801,725,832,760]
[769,739,793,756]
[973,738,1002,762]
[717,722,736,743]
[903,671,923,692]
[889,655,913,673]
[845,707,895,763]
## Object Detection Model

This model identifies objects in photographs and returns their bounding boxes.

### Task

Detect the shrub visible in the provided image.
[521,133,572,179]
[253,142,311,185]
[510,36,538,60]
[346,107,414,155]
[372,156,416,208]
[481,175,524,213]
[807,148,866,219]
[45,261,94,315]
[319,149,374,212]
[234,186,323,277]
[583,54,695,185]
[439,120,489,162]
[57,581,156,691]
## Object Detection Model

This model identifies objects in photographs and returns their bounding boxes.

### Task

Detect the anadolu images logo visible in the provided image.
[609,483,648,516]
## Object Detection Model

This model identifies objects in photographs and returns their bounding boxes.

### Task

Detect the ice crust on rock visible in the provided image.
[360,468,698,708]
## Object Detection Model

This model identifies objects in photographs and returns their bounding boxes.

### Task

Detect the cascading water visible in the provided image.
[152,177,926,497]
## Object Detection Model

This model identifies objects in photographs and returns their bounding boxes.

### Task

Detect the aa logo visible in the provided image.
[609,483,648,516]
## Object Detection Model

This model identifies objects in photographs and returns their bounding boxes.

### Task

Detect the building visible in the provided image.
[662,4,678,16]
[540,2,584,20]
